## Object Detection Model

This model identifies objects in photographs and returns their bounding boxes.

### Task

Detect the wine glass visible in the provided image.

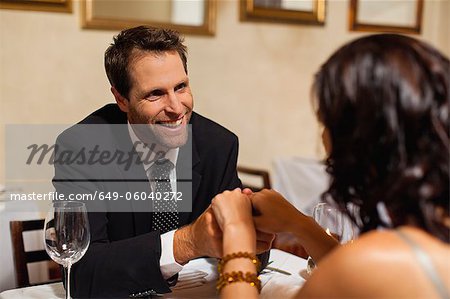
[306,202,355,275]
[44,202,90,299]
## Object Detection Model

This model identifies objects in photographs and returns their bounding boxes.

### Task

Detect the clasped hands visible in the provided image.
[174,188,307,265]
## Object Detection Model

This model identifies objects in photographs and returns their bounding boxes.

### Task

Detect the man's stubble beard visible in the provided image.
[128,106,190,150]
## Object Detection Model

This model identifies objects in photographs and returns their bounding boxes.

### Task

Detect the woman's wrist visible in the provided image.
[222,218,254,231]
[223,222,255,239]
[219,224,259,297]
[281,209,310,236]
[291,214,339,262]
[290,214,314,240]
[223,223,256,255]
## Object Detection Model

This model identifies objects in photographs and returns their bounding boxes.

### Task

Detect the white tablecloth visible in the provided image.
[0,249,306,299]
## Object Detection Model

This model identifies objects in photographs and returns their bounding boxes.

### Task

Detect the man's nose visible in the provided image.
[165,91,183,114]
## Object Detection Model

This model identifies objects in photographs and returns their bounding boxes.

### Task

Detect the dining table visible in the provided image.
[0,249,307,299]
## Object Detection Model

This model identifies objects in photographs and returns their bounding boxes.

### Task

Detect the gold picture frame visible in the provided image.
[349,0,424,34]
[240,0,326,25]
[0,0,72,13]
[80,0,216,36]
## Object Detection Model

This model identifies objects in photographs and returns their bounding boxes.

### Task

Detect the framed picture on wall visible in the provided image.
[0,0,72,13]
[80,0,216,36]
[349,0,424,34]
[240,0,326,25]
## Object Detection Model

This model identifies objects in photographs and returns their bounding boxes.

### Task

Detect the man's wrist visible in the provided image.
[159,230,184,279]
[173,225,196,265]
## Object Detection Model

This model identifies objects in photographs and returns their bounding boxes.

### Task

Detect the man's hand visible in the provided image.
[173,207,223,265]
[172,189,275,265]
[256,230,275,254]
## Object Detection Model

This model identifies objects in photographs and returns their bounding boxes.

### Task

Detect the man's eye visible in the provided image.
[175,83,186,91]
[146,90,164,100]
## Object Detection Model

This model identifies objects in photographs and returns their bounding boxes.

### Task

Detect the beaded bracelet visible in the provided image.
[217,251,260,273]
[217,271,261,293]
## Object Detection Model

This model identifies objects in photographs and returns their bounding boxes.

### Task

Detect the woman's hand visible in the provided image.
[211,188,254,232]
[211,188,256,255]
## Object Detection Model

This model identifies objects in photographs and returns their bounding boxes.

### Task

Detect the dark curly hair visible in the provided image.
[104,26,188,99]
[313,34,449,242]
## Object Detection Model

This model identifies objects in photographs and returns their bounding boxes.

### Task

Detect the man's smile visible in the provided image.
[155,114,187,128]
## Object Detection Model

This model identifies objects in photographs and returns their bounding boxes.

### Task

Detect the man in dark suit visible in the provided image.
[53,26,271,298]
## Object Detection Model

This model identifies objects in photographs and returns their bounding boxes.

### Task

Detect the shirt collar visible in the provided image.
[127,122,179,172]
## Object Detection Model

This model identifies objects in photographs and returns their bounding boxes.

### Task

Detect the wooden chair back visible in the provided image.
[237,166,271,192]
[10,219,61,287]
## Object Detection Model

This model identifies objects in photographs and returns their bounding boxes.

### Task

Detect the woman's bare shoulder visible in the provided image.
[296,229,442,298]
[320,229,410,271]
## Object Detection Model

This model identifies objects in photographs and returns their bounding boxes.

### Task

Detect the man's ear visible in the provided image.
[111,87,129,113]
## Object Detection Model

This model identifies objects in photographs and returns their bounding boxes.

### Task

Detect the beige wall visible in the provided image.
[0,0,448,183]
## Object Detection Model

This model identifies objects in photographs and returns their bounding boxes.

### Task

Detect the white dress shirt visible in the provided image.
[127,123,184,279]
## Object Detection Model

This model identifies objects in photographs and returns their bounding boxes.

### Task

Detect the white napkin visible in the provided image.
[171,269,208,290]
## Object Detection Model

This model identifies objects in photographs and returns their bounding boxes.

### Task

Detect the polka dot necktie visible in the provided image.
[149,159,179,234]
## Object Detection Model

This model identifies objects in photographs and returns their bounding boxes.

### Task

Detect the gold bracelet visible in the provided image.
[217,271,261,293]
[217,252,260,273]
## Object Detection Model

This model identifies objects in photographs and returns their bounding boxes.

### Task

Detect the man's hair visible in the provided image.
[313,34,449,242]
[104,26,188,98]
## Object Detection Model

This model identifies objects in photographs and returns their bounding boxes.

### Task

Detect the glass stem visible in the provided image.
[65,262,72,299]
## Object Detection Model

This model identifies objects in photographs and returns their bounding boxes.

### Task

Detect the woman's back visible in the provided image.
[298,227,450,298]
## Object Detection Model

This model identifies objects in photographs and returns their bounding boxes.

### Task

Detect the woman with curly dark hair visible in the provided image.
[211,34,449,298]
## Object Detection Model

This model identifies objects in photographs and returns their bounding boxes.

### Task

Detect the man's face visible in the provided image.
[121,50,193,149]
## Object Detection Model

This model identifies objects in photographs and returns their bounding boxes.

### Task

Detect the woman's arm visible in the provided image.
[211,189,259,299]
[220,224,259,299]
[251,189,338,263]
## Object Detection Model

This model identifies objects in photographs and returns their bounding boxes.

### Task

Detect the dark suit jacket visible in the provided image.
[53,104,268,298]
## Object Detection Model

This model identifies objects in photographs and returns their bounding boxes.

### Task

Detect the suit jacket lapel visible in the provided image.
[177,125,201,226]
